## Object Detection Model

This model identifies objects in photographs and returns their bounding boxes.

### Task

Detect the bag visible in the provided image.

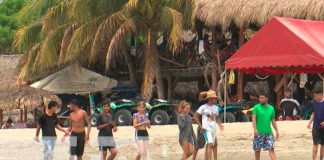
[196,127,206,149]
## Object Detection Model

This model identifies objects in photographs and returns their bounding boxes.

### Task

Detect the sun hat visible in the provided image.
[206,90,218,99]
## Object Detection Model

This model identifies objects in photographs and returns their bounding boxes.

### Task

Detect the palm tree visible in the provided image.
[90,0,195,99]
[14,0,194,100]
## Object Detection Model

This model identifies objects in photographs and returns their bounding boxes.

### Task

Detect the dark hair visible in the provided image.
[313,88,323,94]
[259,92,268,97]
[70,98,80,107]
[102,99,111,106]
[48,100,58,110]
[7,118,12,123]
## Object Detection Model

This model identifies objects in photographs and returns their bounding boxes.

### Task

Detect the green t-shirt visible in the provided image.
[252,103,275,134]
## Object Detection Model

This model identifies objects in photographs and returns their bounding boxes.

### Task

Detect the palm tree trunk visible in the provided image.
[122,50,137,87]
[154,51,165,99]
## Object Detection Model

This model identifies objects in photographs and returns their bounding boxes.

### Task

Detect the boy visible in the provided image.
[97,100,118,160]
[252,93,279,160]
[307,89,324,160]
[35,100,68,160]
[194,90,224,160]
[63,99,91,160]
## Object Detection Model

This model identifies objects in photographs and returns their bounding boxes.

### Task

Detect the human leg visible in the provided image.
[108,148,118,160]
[268,149,276,160]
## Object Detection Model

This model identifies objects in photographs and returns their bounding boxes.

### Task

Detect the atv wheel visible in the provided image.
[151,110,170,125]
[220,112,236,123]
[170,110,178,124]
[114,109,132,126]
[236,112,250,122]
[90,113,99,127]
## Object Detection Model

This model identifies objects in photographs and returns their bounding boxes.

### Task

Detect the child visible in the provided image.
[133,101,151,160]
[177,101,196,160]
[35,101,69,160]
[96,100,118,160]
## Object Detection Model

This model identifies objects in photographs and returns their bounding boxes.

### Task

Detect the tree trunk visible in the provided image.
[122,50,137,87]
[210,28,221,92]
[0,109,3,125]
[141,29,165,99]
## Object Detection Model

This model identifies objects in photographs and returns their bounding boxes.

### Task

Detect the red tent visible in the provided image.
[225,17,324,74]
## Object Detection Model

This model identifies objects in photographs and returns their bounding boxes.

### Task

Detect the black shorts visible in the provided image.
[135,130,149,141]
[312,129,324,145]
[70,132,86,156]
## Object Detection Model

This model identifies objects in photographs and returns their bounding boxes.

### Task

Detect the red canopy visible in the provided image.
[225,17,324,74]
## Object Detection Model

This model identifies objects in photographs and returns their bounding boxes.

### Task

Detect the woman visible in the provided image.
[177,100,196,160]
[133,102,150,160]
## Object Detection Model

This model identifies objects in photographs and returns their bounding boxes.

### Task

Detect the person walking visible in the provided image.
[35,101,69,160]
[307,89,324,160]
[133,102,151,160]
[177,100,196,160]
[97,100,118,160]
[252,93,279,160]
[194,90,224,160]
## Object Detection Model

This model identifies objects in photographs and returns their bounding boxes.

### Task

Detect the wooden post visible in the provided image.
[20,109,23,122]
[236,27,245,100]
[237,71,243,100]
[0,109,3,125]
[24,108,28,122]
[167,74,173,101]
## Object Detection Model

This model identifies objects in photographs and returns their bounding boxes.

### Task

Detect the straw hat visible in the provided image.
[206,90,218,99]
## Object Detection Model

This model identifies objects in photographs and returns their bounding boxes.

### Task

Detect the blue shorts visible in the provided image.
[253,134,275,151]
[42,137,56,157]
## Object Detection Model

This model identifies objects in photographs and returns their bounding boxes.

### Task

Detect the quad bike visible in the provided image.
[218,102,251,123]
[148,99,177,125]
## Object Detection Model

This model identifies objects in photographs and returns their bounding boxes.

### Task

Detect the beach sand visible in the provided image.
[0,121,313,160]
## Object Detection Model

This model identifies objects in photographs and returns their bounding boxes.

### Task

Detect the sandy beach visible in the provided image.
[0,121,313,160]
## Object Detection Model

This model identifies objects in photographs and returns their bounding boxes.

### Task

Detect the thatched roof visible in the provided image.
[195,0,324,29]
[0,55,61,112]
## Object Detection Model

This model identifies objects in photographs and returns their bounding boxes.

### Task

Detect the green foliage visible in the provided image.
[0,0,26,54]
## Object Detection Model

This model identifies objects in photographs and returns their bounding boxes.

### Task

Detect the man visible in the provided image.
[63,99,91,160]
[2,118,14,129]
[307,89,324,160]
[35,101,68,160]
[252,93,279,160]
[280,89,300,120]
[97,100,118,160]
[194,90,224,160]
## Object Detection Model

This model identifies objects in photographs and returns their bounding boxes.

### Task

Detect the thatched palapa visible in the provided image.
[0,55,61,112]
[195,0,324,29]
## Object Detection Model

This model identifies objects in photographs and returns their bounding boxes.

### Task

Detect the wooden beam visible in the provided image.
[159,56,186,68]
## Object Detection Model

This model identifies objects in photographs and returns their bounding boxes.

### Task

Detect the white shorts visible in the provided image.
[203,130,218,146]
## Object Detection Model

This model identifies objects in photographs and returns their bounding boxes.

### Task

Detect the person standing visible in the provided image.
[307,89,324,160]
[252,93,279,160]
[63,99,91,160]
[133,102,151,160]
[35,101,68,160]
[97,100,118,160]
[177,100,196,160]
[194,90,224,160]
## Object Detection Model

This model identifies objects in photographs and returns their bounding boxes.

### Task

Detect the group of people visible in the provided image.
[34,89,324,160]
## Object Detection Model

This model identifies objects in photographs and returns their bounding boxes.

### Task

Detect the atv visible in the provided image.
[148,99,177,125]
[218,103,250,123]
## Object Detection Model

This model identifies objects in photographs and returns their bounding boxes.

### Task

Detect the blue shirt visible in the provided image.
[311,101,324,129]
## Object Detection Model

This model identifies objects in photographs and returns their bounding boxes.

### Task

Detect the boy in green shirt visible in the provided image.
[252,93,279,160]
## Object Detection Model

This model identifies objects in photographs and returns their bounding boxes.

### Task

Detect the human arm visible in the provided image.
[34,124,41,142]
[271,118,279,139]
[83,111,91,141]
[198,91,208,101]
[193,112,203,130]
[216,115,224,131]
[252,114,258,136]
[307,113,314,129]
[56,124,69,135]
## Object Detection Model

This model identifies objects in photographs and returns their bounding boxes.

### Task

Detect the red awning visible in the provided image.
[225,17,324,74]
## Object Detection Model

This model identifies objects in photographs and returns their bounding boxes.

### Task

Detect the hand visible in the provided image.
[64,130,70,136]
[113,127,117,132]
[275,132,279,139]
[199,125,204,131]
[254,130,259,137]
[85,135,89,142]
[219,125,224,131]
[307,123,312,129]
[320,122,324,128]
[145,120,151,125]
[34,136,40,142]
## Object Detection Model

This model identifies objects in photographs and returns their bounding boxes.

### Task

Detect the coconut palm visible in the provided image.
[14,0,194,100]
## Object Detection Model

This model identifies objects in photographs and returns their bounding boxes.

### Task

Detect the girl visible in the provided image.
[133,101,150,160]
[177,101,196,160]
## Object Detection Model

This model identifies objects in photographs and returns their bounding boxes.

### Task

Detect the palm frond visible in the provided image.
[18,43,40,81]
[12,21,42,53]
[58,24,79,66]
[42,1,73,34]
[90,12,127,65]
[105,18,138,71]
[161,6,183,53]
[64,14,109,64]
